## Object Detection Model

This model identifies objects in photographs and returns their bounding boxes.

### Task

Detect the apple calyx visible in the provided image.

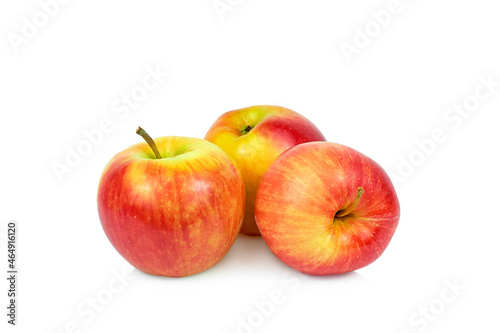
[241,125,252,135]
[335,187,364,218]
[136,127,162,159]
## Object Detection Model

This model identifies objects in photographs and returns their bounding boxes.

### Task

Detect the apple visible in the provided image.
[255,142,400,275]
[97,127,245,277]
[205,105,326,236]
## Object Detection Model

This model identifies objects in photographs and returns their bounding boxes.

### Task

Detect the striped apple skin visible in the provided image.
[97,137,245,277]
[255,142,400,275]
[205,105,326,236]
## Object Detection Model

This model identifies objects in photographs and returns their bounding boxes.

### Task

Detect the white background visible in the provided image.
[1,0,499,332]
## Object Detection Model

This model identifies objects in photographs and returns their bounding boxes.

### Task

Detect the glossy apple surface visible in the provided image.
[97,136,245,277]
[255,142,400,275]
[205,105,326,236]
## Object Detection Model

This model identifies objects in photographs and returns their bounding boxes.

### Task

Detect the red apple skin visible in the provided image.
[205,105,326,236]
[255,142,400,275]
[97,136,245,277]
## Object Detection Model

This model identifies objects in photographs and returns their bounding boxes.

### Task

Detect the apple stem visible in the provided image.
[336,187,364,218]
[136,127,162,159]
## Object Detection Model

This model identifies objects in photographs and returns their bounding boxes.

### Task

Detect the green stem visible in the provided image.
[336,187,364,218]
[136,127,161,159]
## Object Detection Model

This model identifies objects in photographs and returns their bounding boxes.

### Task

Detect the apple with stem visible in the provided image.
[205,105,326,236]
[97,127,245,277]
[255,142,400,275]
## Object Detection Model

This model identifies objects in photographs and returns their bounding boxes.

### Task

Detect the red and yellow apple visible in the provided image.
[97,128,245,277]
[205,105,326,236]
[255,142,400,275]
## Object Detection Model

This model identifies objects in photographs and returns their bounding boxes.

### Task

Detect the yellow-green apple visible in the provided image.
[97,128,245,277]
[205,105,326,236]
[255,142,400,275]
